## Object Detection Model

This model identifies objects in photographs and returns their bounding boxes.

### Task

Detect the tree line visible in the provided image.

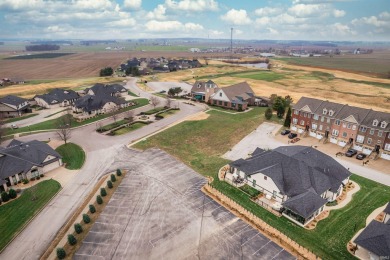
[25,44,60,51]
[264,94,293,128]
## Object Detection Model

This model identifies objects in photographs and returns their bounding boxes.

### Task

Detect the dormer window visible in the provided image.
[328,110,334,116]
[380,121,387,128]
[197,84,201,88]
[323,108,327,115]
[219,92,222,97]
[373,119,379,127]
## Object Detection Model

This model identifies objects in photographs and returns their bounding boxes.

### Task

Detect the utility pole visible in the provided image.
[230,27,233,55]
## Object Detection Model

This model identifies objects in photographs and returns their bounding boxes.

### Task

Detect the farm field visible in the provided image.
[4,53,74,60]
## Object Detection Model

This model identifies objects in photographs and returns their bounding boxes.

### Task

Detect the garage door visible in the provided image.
[381,153,390,160]
[309,131,316,137]
[338,141,346,147]
[330,137,338,144]
[362,148,372,155]
[291,126,297,131]
[298,128,304,134]
[353,145,363,151]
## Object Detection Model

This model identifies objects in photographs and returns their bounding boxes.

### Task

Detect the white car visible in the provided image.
[11,124,18,129]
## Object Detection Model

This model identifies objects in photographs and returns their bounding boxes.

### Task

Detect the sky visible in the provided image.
[0,0,389,41]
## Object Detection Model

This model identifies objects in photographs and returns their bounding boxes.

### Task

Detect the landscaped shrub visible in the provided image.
[36,176,40,180]
[16,188,21,193]
[67,234,77,245]
[8,189,17,199]
[30,177,36,181]
[40,174,44,177]
[89,204,96,213]
[74,223,83,234]
[18,180,21,184]
[96,195,103,204]
[1,191,9,202]
[107,180,113,189]
[100,188,107,197]
[22,179,29,184]
[83,214,91,224]
[111,174,116,182]
[116,169,122,176]
[56,247,66,259]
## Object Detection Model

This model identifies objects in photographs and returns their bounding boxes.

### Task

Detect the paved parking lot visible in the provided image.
[75,148,294,260]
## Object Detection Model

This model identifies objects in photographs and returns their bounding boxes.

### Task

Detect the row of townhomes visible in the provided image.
[229,146,351,227]
[291,97,390,160]
[0,140,62,191]
[190,80,269,110]
[0,83,130,119]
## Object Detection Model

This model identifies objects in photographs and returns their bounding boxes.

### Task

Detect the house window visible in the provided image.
[219,92,222,97]
[342,132,347,138]
[359,126,367,132]
[252,179,256,188]
[308,114,311,118]
[213,100,217,105]
[370,129,375,135]
[332,129,339,136]
[380,121,387,128]
[352,125,357,130]
[319,125,323,131]
[342,123,346,128]
[313,114,319,120]
[303,113,307,118]
[385,143,390,151]
[300,120,305,126]
[312,123,317,130]
[218,101,222,105]
[294,110,299,115]
[323,108,327,115]
[321,116,325,122]
[264,176,267,180]
[329,110,334,116]
[293,118,298,124]
[356,135,364,143]
[373,119,378,127]
[224,102,228,106]
[378,131,383,137]
[327,118,330,123]
[377,140,382,144]
[232,103,236,107]
[367,138,372,145]
[335,120,340,126]
[347,124,351,129]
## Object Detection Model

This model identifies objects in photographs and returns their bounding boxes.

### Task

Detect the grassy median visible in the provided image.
[55,143,85,170]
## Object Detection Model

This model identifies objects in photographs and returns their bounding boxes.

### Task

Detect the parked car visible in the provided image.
[281,130,291,135]
[288,133,297,139]
[356,153,367,160]
[345,149,358,157]
[11,124,18,129]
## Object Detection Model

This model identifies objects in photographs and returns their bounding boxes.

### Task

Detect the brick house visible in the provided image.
[209,82,255,111]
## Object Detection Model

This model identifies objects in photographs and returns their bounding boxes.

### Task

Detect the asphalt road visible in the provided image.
[0,79,203,260]
[75,148,295,260]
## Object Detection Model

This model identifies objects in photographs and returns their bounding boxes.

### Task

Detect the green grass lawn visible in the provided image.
[4,113,38,123]
[156,109,179,118]
[0,180,61,251]
[5,98,149,136]
[144,107,166,115]
[44,109,68,118]
[127,90,138,97]
[233,71,285,82]
[55,143,85,170]
[97,119,127,132]
[134,107,390,259]
[112,122,148,135]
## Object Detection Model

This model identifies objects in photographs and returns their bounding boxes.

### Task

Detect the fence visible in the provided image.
[203,184,320,260]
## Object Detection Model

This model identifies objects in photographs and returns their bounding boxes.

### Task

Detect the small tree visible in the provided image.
[165,97,172,108]
[284,95,293,107]
[89,204,96,213]
[56,114,72,144]
[100,187,107,197]
[83,214,91,224]
[109,107,119,124]
[100,67,113,77]
[107,180,113,189]
[67,234,77,245]
[96,195,103,204]
[1,191,9,202]
[74,223,83,234]
[116,169,122,176]
[56,248,66,259]
[124,110,134,122]
[265,108,273,120]
[150,96,160,109]
[8,189,17,199]
[111,174,116,182]
[284,107,292,127]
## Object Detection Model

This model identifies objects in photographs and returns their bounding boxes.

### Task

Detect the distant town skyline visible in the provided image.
[0,0,389,41]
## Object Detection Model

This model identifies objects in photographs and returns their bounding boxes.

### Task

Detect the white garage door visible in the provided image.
[330,137,338,144]
[381,153,390,160]
[298,128,304,134]
[309,131,316,137]
[353,145,363,151]
[338,141,346,147]
[291,126,297,131]
[362,148,372,155]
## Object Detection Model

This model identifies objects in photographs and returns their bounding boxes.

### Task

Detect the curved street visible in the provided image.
[0,78,204,260]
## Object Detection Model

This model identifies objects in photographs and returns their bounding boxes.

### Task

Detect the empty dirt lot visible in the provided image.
[75,148,294,260]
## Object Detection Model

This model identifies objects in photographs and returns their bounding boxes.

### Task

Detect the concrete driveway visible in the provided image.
[0,79,204,260]
[75,148,294,260]
[5,107,67,128]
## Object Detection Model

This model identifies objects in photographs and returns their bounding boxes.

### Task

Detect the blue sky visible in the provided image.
[0,0,389,40]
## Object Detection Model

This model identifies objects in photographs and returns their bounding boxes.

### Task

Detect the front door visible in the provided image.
[375,145,380,152]
[305,125,309,131]
[325,130,329,138]
[349,138,354,144]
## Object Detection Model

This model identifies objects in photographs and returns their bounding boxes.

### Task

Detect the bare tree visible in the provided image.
[109,107,119,124]
[56,115,72,144]
[124,110,134,123]
[0,115,6,145]
[150,96,160,109]
[165,97,172,108]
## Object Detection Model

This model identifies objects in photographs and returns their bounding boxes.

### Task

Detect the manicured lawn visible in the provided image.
[44,109,68,118]
[134,107,390,259]
[55,143,85,170]
[0,180,61,251]
[97,119,127,132]
[5,98,149,136]
[4,113,38,123]
[156,109,179,118]
[233,71,285,82]
[144,107,166,115]
[127,90,138,97]
[111,122,148,135]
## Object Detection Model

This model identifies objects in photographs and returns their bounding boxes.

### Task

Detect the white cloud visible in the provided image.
[333,9,346,18]
[254,7,282,16]
[108,18,136,27]
[235,29,243,35]
[165,0,218,12]
[145,20,203,32]
[266,27,279,35]
[146,5,167,20]
[0,0,44,10]
[379,12,390,20]
[209,30,224,36]
[352,13,390,27]
[73,0,113,10]
[221,9,251,25]
[123,0,142,9]
[288,4,324,17]
[255,17,271,26]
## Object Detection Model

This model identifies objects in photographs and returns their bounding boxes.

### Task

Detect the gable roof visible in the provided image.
[283,190,328,219]
[0,140,61,180]
[355,220,390,257]
[218,82,254,103]
[230,146,351,217]
[191,80,218,93]
[313,100,344,116]
[361,110,390,131]
[35,88,79,104]
[0,95,28,107]
[335,105,371,124]
[293,97,323,113]
[384,202,390,215]
[85,83,127,96]
[73,94,126,112]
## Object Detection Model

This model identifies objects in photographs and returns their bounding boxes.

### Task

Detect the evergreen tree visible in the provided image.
[284,107,292,127]
[265,108,273,120]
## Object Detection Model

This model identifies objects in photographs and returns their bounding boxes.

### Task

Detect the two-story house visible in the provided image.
[0,95,30,118]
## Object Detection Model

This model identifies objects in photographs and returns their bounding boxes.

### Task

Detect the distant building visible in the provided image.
[34,88,79,109]
[0,95,30,118]
[209,82,255,111]
[191,80,219,103]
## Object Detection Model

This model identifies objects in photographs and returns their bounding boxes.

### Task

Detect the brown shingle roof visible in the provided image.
[221,82,254,102]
